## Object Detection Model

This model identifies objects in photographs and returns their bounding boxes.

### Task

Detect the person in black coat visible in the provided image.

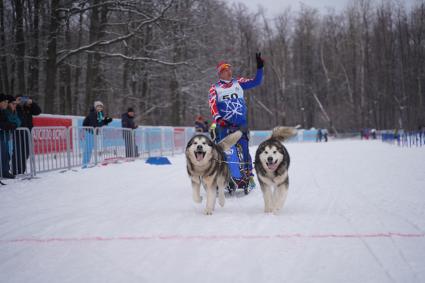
[194,116,208,133]
[121,107,137,130]
[11,95,42,175]
[83,101,113,128]
[0,94,17,179]
[82,101,112,167]
[121,107,138,158]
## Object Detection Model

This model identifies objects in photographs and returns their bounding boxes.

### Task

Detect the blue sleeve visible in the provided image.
[238,68,263,90]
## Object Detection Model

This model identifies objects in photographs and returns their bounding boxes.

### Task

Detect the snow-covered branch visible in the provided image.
[56,0,175,65]
[84,50,189,66]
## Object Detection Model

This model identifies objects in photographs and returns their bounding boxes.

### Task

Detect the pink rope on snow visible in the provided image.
[1,232,424,244]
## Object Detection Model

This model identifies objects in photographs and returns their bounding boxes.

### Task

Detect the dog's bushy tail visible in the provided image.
[271,126,298,142]
[218,130,242,151]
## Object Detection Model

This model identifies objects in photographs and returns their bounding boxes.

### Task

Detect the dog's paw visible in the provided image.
[204,208,213,215]
[264,207,273,213]
[273,208,281,215]
[193,196,203,203]
[218,197,225,207]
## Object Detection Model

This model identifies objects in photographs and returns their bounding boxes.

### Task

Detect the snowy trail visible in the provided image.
[0,140,424,283]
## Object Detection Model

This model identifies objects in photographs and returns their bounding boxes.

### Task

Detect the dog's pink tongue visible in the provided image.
[196,153,203,161]
[267,163,278,171]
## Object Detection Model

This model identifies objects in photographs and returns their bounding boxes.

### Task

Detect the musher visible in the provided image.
[208,52,264,188]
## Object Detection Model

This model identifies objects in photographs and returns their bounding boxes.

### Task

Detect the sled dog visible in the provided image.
[254,127,297,214]
[185,131,242,215]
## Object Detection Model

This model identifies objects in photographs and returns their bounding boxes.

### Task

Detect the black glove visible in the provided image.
[104,117,113,124]
[256,52,264,69]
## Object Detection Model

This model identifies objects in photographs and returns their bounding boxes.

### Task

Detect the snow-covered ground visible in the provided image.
[1,140,424,283]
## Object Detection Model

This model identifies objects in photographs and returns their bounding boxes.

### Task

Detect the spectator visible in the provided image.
[121,107,138,158]
[371,129,377,140]
[316,128,323,142]
[0,94,17,179]
[82,101,113,168]
[4,96,21,177]
[363,128,370,140]
[12,95,42,175]
[322,128,329,142]
[5,96,21,128]
[194,116,207,133]
[394,128,400,143]
[83,101,112,128]
[203,120,210,133]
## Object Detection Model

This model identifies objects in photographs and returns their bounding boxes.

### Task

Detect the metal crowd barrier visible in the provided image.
[382,131,425,147]
[99,127,136,162]
[1,126,197,181]
[1,128,35,179]
[32,127,69,173]
[249,129,319,146]
[68,126,98,168]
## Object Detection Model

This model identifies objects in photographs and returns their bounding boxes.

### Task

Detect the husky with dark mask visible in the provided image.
[185,131,242,215]
[254,127,297,214]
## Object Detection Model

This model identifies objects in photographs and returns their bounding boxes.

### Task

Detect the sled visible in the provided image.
[224,143,254,195]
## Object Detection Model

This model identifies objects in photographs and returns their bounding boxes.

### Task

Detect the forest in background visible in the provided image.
[0,0,424,131]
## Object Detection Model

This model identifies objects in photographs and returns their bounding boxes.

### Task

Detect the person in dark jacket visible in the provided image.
[121,107,137,129]
[11,95,42,175]
[121,107,138,158]
[83,101,113,128]
[15,95,41,129]
[194,116,208,133]
[0,94,17,179]
[4,96,22,176]
[82,101,113,167]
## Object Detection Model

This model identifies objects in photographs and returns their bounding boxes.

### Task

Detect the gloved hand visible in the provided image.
[256,52,264,69]
[209,123,217,141]
[104,117,113,124]
[216,118,228,127]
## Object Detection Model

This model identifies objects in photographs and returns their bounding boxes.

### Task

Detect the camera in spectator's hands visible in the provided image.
[19,96,30,105]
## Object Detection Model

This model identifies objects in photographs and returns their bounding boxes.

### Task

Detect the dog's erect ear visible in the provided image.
[218,130,242,151]
[186,136,195,149]
[254,143,267,175]
[207,138,214,147]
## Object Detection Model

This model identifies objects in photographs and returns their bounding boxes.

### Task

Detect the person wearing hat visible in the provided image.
[0,94,19,179]
[208,52,264,188]
[11,95,41,175]
[121,107,138,158]
[83,101,113,128]
[82,101,113,167]
[194,115,208,133]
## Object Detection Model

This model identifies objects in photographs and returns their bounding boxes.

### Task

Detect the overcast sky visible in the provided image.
[225,0,418,18]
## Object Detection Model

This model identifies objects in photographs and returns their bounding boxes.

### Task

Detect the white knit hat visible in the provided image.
[94,101,104,108]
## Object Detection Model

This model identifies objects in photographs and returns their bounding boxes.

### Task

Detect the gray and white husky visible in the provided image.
[185,131,242,215]
[254,127,297,214]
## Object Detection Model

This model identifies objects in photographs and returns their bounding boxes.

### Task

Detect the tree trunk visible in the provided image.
[85,1,108,108]
[28,0,40,100]
[72,8,85,115]
[60,20,72,114]
[14,0,26,95]
[0,0,10,94]
[44,0,60,113]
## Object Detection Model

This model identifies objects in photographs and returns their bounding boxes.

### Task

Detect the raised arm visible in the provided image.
[237,52,264,90]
